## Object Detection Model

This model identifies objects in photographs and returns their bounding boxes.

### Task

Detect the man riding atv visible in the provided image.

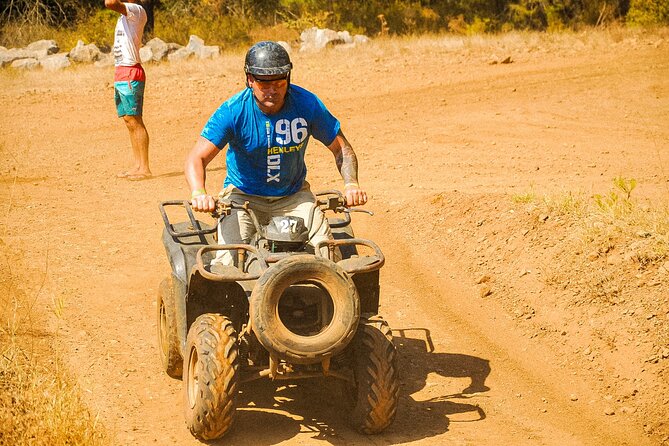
[185,40,367,262]
[162,41,398,441]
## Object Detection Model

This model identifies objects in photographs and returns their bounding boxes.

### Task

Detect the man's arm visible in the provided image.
[185,136,220,212]
[327,130,367,206]
[105,0,127,15]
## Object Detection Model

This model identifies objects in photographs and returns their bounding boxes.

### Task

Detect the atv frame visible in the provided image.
[157,190,399,440]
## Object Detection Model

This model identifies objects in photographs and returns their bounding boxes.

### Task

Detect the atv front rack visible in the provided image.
[159,200,217,238]
[315,238,385,274]
[160,196,382,282]
[195,245,268,282]
[194,237,384,283]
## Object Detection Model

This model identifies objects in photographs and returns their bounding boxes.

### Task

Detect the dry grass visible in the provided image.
[0,154,108,446]
[0,254,109,446]
[0,343,109,445]
[535,178,669,303]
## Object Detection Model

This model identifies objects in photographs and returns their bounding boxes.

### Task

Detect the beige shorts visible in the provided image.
[212,181,332,266]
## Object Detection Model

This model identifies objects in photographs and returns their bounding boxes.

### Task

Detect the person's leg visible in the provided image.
[212,187,261,266]
[122,114,151,177]
[278,182,333,258]
[115,80,150,178]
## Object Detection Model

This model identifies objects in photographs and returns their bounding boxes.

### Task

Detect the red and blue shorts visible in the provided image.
[114,64,146,117]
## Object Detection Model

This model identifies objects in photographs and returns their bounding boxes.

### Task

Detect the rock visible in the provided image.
[0,48,35,67]
[353,35,370,45]
[11,58,39,70]
[586,252,599,261]
[187,34,204,50]
[69,40,101,63]
[94,53,114,68]
[167,42,183,53]
[479,285,492,298]
[476,274,491,284]
[40,53,71,71]
[26,39,59,58]
[198,45,219,59]
[143,37,169,61]
[139,46,153,63]
[300,27,358,52]
[167,46,193,62]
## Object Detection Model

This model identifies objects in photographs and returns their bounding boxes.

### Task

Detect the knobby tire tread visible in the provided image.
[350,314,400,434]
[184,314,239,441]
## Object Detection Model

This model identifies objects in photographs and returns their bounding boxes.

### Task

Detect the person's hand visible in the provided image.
[190,189,216,212]
[343,183,367,207]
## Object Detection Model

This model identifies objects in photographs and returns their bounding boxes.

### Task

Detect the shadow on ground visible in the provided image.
[206,327,490,445]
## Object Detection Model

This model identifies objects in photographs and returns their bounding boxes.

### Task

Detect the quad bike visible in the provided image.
[157,190,399,441]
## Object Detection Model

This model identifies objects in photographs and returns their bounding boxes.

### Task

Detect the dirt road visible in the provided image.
[1,30,667,445]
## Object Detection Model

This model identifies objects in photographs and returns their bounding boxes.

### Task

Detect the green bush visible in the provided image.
[154,9,251,47]
[76,8,118,50]
[627,0,669,25]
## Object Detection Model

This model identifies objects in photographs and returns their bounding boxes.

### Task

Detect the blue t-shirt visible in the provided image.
[201,84,340,196]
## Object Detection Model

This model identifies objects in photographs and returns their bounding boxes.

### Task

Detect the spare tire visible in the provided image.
[250,255,359,364]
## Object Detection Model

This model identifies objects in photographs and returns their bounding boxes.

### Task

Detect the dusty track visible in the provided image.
[1,30,668,445]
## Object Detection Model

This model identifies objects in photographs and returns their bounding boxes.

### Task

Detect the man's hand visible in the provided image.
[343,183,367,207]
[190,191,216,213]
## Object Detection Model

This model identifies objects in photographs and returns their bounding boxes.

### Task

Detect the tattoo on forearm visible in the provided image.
[338,144,358,184]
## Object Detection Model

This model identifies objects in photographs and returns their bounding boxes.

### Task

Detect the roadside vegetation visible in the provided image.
[0,252,110,445]
[538,178,668,301]
[1,0,668,49]
[0,153,109,445]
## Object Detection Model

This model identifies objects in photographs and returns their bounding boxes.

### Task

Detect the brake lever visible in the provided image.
[345,207,374,216]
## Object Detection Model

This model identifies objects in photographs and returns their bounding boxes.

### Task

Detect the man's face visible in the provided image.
[247,73,289,114]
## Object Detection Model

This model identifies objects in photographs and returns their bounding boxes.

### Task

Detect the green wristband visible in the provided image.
[191,188,206,198]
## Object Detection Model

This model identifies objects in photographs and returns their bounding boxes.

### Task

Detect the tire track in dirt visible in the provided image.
[352,207,653,445]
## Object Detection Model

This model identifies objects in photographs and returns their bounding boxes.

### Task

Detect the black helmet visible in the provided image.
[244,41,292,76]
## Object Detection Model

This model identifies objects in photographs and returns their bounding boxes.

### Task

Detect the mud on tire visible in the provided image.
[157,277,182,378]
[250,255,359,363]
[183,314,239,441]
[348,314,400,434]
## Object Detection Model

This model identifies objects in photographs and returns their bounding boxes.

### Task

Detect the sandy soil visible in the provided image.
[1,29,668,445]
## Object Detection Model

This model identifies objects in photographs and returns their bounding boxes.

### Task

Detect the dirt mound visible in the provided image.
[410,189,669,441]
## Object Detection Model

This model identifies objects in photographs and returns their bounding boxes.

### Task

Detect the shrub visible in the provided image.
[627,0,669,25]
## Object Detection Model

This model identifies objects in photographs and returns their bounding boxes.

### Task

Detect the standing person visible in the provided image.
[105,0,151,180]
[185,41,367,265]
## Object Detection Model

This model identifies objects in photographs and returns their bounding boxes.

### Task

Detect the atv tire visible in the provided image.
[348,314,399,434]
[157,277,182,378]
[183,314,239,441]
[250,255,359,364]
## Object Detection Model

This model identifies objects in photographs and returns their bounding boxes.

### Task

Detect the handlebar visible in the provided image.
[204,190,373,219]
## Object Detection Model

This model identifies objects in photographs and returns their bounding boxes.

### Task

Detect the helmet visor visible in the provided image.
[249,74,289,89]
